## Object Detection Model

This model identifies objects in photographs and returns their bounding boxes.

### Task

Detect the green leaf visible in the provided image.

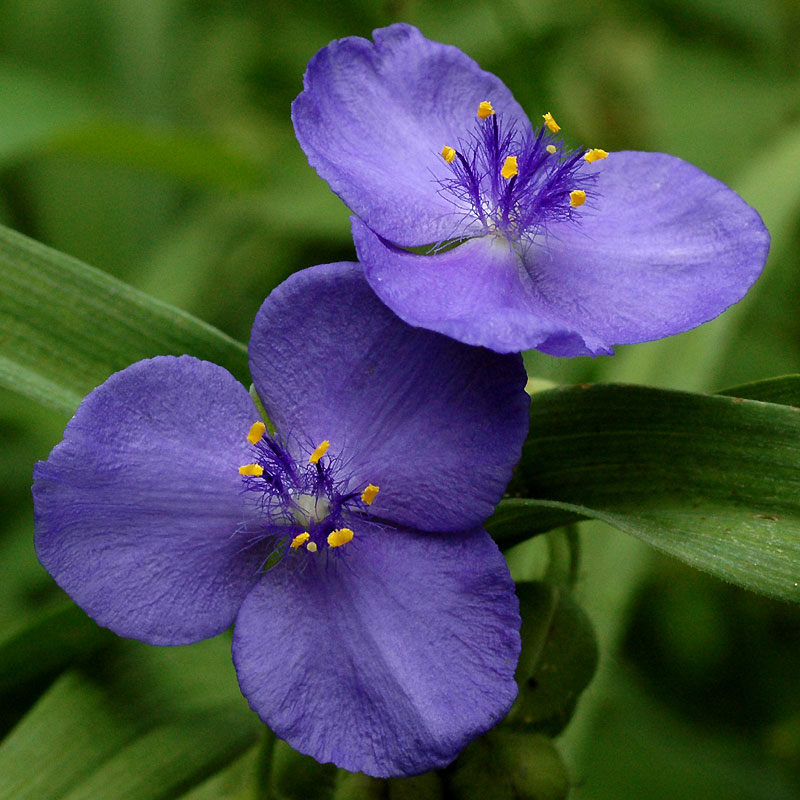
[60,711,257,800]
[485,498,585,551]
[0,635,260,800]
[0,223,249,415]
[510,384,800,603]
[0,603,114,696]
[505,582,598,736]
[719,374,800,407]
[0,671,140,800]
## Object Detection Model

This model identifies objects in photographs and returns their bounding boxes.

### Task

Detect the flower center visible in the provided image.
[238,421,379,557]
[438,103,608,242]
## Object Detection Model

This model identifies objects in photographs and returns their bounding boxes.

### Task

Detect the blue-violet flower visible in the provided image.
[32,262,529,777]
[293,24,770,355]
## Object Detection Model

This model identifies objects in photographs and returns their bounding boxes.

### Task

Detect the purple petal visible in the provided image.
[355,151,769,355]
[533,150,769,346]
[33,356,265,645]
[248,262,529,532]
[354,218,611,355]
[292,23,529,245]
[232,525,520,778]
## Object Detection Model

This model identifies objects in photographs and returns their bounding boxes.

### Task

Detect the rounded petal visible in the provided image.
[232,525,520,778]
[532,150,770,345]
[248,262,529,532]
[33,356,265,645]
[292,23,529,245]
[354,218,611,355]
[355,151,769,355]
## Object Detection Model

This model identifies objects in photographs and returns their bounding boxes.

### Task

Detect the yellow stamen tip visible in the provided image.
[306,541,318,553]
[291,532,310,550]
[361,484,380,505]
[570,189,586,208]
[239,463,264,476]
[309,440,330,464]
[247,421,266,445]
[584,148,609,163]
[327,528,354,548]
[546,144,557,154]
[500,156,518,180]
[441,145,456,163]
[477,100,495,119]
[542,112,561,133]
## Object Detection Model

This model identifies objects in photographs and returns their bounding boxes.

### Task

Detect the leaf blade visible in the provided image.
[0,224,249,412]
[511,384,800,602]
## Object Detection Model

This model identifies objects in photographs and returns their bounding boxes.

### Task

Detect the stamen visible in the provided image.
[239,463,264,476]
[501,156,518,180]
[441,145,457,163]
[584,148,609,163]
[542,112,561,133]
[477,101,495,119]
[291,532,310,549]
[570,189,586,208]
[306,541,318,553]
[327,528,354,548]
[546,144,557,155]
[361,484,380,505]
[247,421,266,445]
[309,440,330,464]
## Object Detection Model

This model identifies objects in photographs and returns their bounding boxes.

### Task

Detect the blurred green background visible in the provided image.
[2,0,800,797]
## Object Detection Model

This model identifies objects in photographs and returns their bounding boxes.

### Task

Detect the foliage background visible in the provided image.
[1,0,799,797]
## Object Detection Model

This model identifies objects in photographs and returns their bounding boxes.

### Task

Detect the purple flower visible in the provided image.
[292,24,770,355]
[32,262,529,778]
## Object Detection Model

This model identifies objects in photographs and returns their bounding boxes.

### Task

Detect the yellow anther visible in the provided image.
[570,189,586,208]
[542,112,561,133]
[309,440,330,464]
[477,101,495,119]
[327,528,354,548]
[247,421,266,445]
[441,145,457,163]
[239,463,264,476]
[306,541,318,553]
[361,484,380,505]
[291,532,310,550]
[501,156,518,180]
[584,148,609,163]
[546,144,557,155]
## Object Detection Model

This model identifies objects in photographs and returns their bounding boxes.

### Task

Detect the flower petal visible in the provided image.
[354,218,611,355]
[292,23,529,245]
[33,356,265,645]
[248,262,529,532]
[531,150,770,346]
[232,525,520,778]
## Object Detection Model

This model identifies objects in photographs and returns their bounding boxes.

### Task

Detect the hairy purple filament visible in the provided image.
[238,435,368,556]
[438,114,592,242]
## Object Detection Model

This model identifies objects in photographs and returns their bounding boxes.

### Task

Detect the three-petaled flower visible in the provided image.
[32,262,529,777]
[293,23,770,355]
